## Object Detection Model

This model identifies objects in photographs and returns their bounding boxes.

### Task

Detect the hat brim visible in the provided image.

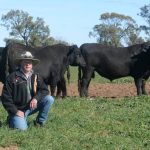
[15,58,40,65]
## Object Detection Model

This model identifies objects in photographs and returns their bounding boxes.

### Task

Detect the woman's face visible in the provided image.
[21,60,33,73]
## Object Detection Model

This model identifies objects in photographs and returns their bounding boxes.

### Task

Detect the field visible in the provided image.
[0,67,150,149]
[1,67,150,98]
[0,97,150,149]
[67,67,150,98]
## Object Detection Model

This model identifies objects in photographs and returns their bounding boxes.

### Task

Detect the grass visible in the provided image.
[0,67,150,149]
[0,96,150,149]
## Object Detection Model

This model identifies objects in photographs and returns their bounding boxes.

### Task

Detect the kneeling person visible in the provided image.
[1,51,54,130]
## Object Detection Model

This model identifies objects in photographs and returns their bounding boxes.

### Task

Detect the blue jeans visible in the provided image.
[8,95,54,130]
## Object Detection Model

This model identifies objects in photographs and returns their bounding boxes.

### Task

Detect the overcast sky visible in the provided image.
[0,0,149,47]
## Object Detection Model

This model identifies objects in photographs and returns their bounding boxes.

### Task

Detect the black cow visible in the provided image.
[0,47,8,84]
[0,47,8,101]
[78,42,150,97]
[5,42,85,98]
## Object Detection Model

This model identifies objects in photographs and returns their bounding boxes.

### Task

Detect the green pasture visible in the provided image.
[68,66,134,84]
[0,67,150,149]
[0,96,150,149]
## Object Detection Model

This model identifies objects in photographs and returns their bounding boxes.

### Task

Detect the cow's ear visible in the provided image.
[67,45,78,56]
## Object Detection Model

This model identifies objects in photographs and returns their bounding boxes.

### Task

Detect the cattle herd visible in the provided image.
[0,41,150,98]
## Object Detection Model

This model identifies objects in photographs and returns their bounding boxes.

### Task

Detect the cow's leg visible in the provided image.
[60,77,67,98]
[134,78,143,95]
[80,67,94,97]
[56,77,67,98]
[141,70,150,95]
[78,79,81,93]
[78,67,82,94]
[141,79,147,95]
[50,85,56,97]
[56,81,62,98]
[141,72,150,95]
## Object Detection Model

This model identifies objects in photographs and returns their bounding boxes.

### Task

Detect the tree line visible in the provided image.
[0,3,150,47]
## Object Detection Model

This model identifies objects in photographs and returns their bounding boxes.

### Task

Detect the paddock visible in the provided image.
[1,82,150,98]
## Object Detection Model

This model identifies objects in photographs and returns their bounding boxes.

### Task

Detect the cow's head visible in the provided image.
[131,41,150,58]
[67,45,86,67]
[142,41,150,52]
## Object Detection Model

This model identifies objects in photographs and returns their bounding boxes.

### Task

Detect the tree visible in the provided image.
[1,9,55,47]
[89,12,144,47]
[138,4,150,40]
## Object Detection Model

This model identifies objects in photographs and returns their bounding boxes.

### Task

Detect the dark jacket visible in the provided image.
[1,70,49,115]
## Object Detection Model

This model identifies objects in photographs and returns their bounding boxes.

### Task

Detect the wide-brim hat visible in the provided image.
[15,51,40,66]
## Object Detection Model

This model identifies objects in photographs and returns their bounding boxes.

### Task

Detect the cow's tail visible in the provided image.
[78,66,82,93]
[66,66,70,84]
[4,45,10,81]
[92,71,95,78]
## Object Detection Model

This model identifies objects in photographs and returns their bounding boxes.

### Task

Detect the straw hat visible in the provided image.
[15,51,40,65]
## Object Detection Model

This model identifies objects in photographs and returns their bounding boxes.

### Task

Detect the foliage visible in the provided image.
[0,96,150,149]
[89,12,144,47]
[138,4,150,41]
[1,9,69,47]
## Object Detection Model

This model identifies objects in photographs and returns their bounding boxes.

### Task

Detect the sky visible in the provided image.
[0,0,149,47]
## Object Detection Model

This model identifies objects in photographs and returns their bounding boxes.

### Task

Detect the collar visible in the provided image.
[16,69,33,80]
[20,68,33,78]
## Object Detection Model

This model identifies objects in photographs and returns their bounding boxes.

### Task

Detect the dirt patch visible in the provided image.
[67,82,150,98]
[1,82,150,98]
[67,83,137,98]
[0,146,18,150]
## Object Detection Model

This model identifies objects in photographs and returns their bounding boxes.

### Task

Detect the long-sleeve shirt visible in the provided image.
[1,69,49,115]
